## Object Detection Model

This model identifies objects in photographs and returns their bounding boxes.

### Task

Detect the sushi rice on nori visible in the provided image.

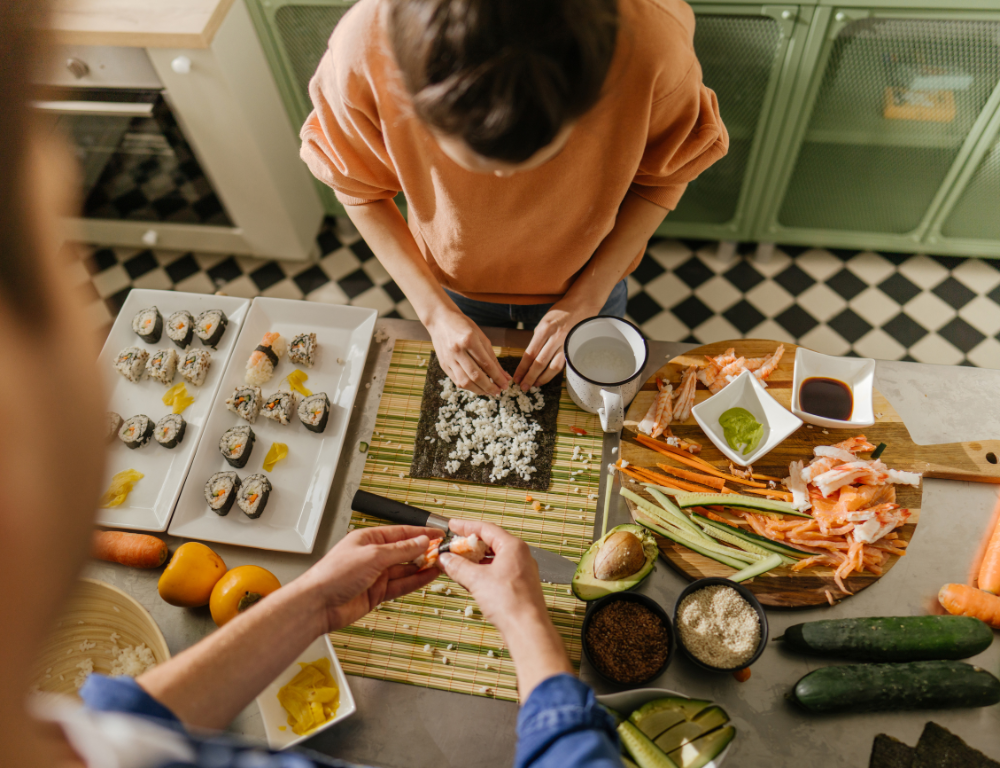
[166,310,194,349]
[145,348,178,385]
[114,347,149,383]
[261,391,295,425]
[237,473,272,519]
[226,385,262,423]
[205,471,241,516]
[288,333,317,368]
[245,332,287,386]
[154,414,186,449]
[298,392,330,433]
[132,307,163,343]
[219,425,255,468]
[178,348,211,386]
[194,309,228,348]
[118,415,154,449]
[105,412,123,443]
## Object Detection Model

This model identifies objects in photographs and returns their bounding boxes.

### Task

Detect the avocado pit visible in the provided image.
[594,531,647,581]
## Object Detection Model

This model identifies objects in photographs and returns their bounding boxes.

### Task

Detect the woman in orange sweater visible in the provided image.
[301,0,727,394]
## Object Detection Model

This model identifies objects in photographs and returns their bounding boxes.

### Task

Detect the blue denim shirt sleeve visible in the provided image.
[79,674,185,733]
[515,674,623,768]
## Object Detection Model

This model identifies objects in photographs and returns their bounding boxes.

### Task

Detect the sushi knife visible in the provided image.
[351,490,578,584]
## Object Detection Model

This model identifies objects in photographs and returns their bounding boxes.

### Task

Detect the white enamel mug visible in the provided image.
[564,316,649,433]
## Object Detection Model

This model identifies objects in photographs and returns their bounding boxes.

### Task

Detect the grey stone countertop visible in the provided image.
[84,319,1000,767]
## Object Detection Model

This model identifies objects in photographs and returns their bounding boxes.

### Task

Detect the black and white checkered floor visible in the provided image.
[78,216,1000,368]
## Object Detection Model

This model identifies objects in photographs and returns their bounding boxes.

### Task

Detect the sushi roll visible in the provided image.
[288,333,317,368]
[114,347,149,383]
[205,471,241,516]
[194,309,228,348]
[145,348,178,385]
[166,310,194,349]
[298,392,330,433]
[105,412,123,443]
[118,415,154,449]
[178,348,212,386]
[226,385,262,423]
[237,473,272,519]
[154,414,186,449]
[245,332,287,386]
[261,391,296,425]
[132,307,163,343]
[219,425,255,468]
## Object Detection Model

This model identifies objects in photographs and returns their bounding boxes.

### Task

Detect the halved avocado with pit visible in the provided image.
[571,524,658,601]
[667,725,735,768]
[630,697,713,740]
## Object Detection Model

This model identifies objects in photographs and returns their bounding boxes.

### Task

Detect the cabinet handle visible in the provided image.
[171,56,192,75]
[835,12,846,22]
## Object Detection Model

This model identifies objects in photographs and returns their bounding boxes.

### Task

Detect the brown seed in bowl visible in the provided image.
[585,600,669,684]
[594,531,646,581]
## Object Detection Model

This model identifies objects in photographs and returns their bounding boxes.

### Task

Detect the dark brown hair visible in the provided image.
[0,1,49,324]
[388,0,619,164]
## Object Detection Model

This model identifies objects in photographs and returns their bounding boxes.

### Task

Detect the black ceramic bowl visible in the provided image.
[581,591,676,687]
[672,577,769,673]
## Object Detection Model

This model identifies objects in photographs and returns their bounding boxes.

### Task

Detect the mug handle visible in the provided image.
[598,389,624,433]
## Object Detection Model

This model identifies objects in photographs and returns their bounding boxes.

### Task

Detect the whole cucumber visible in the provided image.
[782,616,993,661]
[792,660,1000,714]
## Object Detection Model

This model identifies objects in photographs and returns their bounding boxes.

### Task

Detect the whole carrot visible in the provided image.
[978,516,1000,594]
[939,583,1000,628]
[92,531,169,569]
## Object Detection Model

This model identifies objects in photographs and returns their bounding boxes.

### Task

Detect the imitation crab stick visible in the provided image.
[978,514,1000,594]
[939,583,1000,628]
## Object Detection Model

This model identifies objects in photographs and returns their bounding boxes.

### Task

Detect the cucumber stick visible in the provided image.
[618,721,679,768]
[631,510,756,564]
[621,491,738,559]
[729,553,783,583]
[792,660,1000,713]
[692,514,809,559]
[673,492,812,518]
[644,486,712,543]
[693,519,790,563]
[635,516,750,570]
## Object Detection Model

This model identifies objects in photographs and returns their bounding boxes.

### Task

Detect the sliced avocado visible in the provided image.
[667,725,736,768]
[618,721,680,768]
[572,524,657,601]
[654,706,729,754]
[630,697,713,740]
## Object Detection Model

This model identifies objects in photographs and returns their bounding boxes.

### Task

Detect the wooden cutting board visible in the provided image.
[621,339,1000,608]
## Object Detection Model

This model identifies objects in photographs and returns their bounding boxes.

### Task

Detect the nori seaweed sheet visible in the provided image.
[912,723,1000,768]
[409,354,562,491]
[870,734,916,768]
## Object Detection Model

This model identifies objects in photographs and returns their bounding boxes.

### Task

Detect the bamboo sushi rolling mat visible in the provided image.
[330,340,602,702]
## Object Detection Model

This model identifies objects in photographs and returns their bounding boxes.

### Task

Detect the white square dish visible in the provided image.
[256,634,356,750]
[692,369,802,466]
[790,347,875,428]
[96,290,251,532]
[168,298,377,552]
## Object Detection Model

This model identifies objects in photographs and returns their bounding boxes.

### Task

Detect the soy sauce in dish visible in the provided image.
[799,377,853,421]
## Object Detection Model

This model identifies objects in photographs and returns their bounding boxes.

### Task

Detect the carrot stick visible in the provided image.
[978,513,1000,594]
[634,435,716,469]
[624,464,727,495]
[92,531,169,569]
[653,462,726,490]
[751,472,785,482]
[939,583,1000,628]
[635,435,775,489]
[741,487,794,502]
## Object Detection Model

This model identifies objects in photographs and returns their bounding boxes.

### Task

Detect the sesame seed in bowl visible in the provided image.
[673,578,768,673]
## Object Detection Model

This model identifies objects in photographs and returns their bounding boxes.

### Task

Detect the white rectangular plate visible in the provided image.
[96,290,251,532]
[168,297,377,553]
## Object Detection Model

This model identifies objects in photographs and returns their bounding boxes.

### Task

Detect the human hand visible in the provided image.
[426,305,512,396]
[514,294,604,391]
[298,525,443,633]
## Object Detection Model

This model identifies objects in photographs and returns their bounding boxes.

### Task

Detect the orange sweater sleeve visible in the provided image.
[300,49,401,206]
[629,59,730,211]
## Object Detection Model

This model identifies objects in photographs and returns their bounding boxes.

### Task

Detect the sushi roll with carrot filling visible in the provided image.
[414,533,488,572]
[219,425,255,468]
[179,348,212,386]
[118,415,154,449]
[145,348,178,385]
[288,333,317,368]
[166,310,194,349]
[261,391,295,425]
[245,332,287,386]
[205,471,241,516]
[226,385,262,423]
[105,412,123,443]
[194,309,228,348]
[297,393,330,433]
[114,347,148,383]
[237,473,272,519]
[154,414,186,449]
[132,307,163,343]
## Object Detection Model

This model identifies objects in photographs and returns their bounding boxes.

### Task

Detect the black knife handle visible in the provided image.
[352,490,449,530]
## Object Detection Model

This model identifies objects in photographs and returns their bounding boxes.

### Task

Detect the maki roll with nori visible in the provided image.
[261,391,295,425]
[237,473,272,519]
[132,307,163,343]
[205,471,241,516]
[105,412,123,443]
[298,393,330,433]
[118,415,154,449]
[179,348,211,386]
[194,309,227,348]
[145,348,178,385]
[226,385,262,423]
[154,414,186,448]
[114,347,148,383]
[288,333,317,368]
[219,425,255,468]
[166,310,194,349]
